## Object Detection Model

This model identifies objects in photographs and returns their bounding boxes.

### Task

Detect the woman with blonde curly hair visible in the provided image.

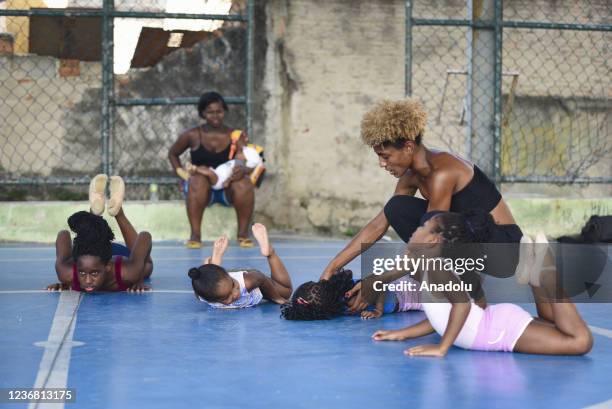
[321,99,522,311]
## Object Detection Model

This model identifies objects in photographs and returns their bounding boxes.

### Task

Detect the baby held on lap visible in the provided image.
[187,145,262,190]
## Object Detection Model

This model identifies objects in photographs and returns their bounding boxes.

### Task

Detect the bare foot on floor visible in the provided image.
[252,223,272,257]
[210,235,229,265]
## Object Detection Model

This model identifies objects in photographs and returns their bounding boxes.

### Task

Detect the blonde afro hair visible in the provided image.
[360,98,428,147]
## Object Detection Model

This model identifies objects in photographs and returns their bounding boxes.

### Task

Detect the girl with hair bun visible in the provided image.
[47,174,153,293]
[188,223,292,308]
[372,211,593,357]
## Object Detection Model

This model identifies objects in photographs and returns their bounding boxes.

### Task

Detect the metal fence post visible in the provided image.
[493,0,503,185]
[246,0,254,140]
[405,0,413,97]
[466,0,496,173]
[101,0,114,176]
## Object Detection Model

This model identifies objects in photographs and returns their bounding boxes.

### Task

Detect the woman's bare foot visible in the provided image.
[252,223,272,257]
[107,176,125,217]
[210,235,229,265]
[89,174,108,216]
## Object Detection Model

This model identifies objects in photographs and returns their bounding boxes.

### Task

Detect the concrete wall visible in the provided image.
[254,0,611,234]
[255,0,407,233]
[1,197,610,243]
[1,0,610,236]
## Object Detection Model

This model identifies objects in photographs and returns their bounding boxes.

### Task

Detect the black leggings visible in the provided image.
[383,195,523,279]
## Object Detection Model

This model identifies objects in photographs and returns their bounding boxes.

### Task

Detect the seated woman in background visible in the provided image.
[168,91,256,249]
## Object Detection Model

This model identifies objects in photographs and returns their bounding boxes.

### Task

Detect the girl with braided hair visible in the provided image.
[281,270,423,321]
[280,270,355,320]
[47,174,153,293]
[371,211,593,357]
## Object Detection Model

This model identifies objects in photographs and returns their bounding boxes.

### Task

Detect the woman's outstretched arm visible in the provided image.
[321,209,390,280]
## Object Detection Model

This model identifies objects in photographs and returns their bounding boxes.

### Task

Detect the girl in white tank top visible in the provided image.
[188,224,293,309]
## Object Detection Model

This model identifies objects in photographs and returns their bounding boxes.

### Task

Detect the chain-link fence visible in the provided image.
[0,0,610,200]
[408,0,611,184]
[0,0,252,199]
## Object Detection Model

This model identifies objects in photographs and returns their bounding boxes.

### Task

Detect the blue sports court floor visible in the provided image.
[1,239,612,409]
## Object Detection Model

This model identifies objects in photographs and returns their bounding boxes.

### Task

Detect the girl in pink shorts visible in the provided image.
[372,211,593,357]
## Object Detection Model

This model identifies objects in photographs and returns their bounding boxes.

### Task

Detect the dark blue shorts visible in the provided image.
[111,242,131,257]
[182,181,232,207]
[208,189,231,207]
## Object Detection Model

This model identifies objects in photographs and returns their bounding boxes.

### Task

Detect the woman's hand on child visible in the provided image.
[361,309,383,320]
[345,283,369,313]
[46,282,70,291]
[194,166,213,177]
[359,274,381,304]
[231,165,247,179]
[127,282,151,293]
[404,344,448,357]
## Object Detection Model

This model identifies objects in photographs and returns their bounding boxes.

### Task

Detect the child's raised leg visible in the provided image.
[210,235,229,265]
[252,223,292,299]
[110,178,153,279]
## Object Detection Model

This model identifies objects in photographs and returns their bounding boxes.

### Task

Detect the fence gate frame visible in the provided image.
[0,0,254,186]
[404,0,612,185]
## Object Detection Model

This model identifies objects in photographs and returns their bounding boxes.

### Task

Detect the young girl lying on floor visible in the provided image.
[188,224,292,308]
[281,271,422,320]
[47,174,153,293]
[372,211,593,357]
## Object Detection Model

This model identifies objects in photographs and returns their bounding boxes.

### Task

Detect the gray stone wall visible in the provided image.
[1,0,610,234]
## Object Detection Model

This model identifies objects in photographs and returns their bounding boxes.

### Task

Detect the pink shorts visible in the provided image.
[471,303,533,352]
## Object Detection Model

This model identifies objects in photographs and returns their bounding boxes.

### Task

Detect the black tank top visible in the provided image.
[450,165,502,213]
[190,128,232,168]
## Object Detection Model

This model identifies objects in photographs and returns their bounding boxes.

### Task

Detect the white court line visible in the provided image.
[148,290,192,293]
[29,291,82,409]
[0,290,49,294]
[584,399,612,409]
[0,255,336,263]
[0,243,347,252]
[589,325,612,339]
[0,289,193,294]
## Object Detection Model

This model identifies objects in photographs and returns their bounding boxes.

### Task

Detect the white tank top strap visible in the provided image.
[228,270,247,288]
